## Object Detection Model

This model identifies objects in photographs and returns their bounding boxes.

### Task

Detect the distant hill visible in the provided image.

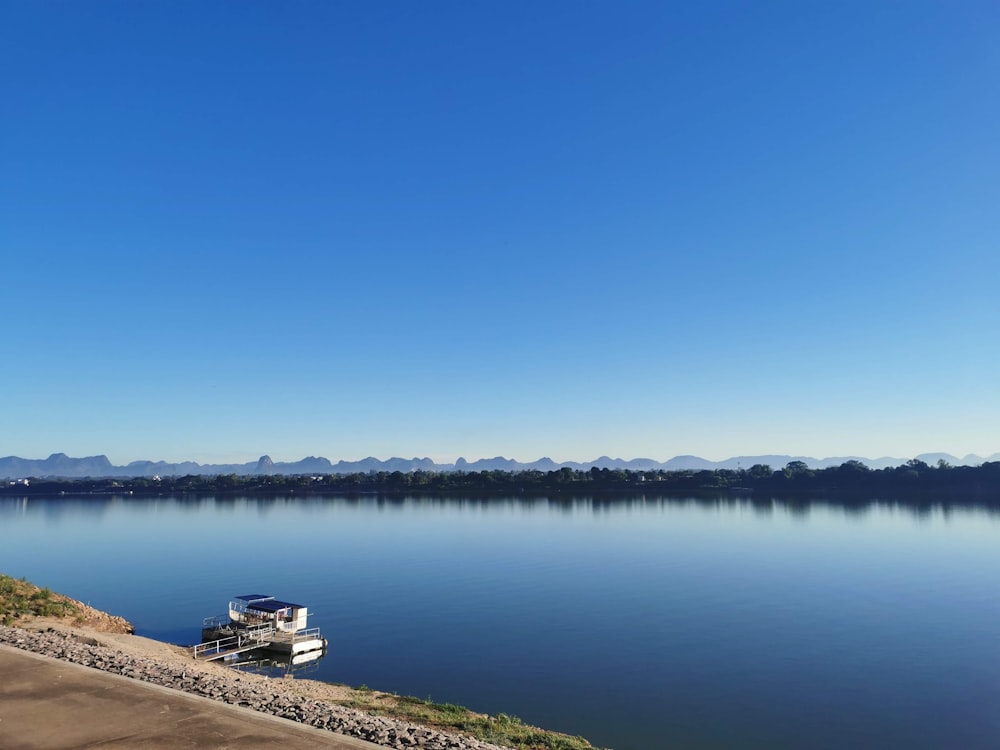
[2,451,998,480]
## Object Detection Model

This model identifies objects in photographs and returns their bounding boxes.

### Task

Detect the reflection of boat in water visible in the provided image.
[194,594,328,661]
[226,644,326,678]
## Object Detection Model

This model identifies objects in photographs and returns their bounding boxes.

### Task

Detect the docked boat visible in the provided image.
[196,594,327,660]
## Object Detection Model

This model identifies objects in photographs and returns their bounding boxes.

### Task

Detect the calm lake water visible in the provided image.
[2,494,999,749]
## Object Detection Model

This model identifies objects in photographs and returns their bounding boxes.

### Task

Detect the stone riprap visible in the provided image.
[0,626,511,750]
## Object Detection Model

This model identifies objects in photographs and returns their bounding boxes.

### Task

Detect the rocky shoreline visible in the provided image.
[0,625,511,750]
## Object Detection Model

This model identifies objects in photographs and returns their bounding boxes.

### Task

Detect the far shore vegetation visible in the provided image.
[3,459,999,504]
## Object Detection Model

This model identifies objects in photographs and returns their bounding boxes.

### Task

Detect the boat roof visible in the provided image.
[234,594,304,611]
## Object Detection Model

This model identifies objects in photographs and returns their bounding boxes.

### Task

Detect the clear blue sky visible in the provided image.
[2,1,997,465]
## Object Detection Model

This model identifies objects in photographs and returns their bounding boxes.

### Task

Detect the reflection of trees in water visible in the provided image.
[0,496,115,521]
[3,458,1000,516]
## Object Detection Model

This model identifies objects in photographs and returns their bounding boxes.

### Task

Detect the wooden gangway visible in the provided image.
[192,622,274,661]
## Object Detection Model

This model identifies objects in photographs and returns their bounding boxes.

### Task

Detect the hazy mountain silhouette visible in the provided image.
[2,451,997,479]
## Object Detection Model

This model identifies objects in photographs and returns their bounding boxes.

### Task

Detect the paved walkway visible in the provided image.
[0,645,382,750]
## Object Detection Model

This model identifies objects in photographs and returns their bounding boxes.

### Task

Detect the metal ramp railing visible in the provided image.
[268,626,323,645]
[192,622,275,661]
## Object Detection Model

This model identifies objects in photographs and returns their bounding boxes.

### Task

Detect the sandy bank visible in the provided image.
[2,621,512,750]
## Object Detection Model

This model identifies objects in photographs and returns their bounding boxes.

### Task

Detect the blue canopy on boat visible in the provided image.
[251,599,303,612]
[234,594,303,612]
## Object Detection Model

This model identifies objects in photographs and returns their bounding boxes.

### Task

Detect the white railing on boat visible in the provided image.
[267,626,323,644]
[202,613,230,629]
[192,622,275,659]
[291,627,321,643]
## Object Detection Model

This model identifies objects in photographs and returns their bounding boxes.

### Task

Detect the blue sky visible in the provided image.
[2,1,998,465]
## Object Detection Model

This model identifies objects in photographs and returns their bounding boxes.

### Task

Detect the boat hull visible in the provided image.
[263,637,327,655]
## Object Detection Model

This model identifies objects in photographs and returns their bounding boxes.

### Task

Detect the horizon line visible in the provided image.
[6,449,998,467]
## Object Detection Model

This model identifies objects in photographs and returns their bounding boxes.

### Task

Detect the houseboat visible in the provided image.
[201,594,327,656]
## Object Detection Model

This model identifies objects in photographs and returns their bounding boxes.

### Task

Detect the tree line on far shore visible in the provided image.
[3,459,1000,502]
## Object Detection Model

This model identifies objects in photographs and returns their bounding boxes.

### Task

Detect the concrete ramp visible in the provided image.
[0,644,380,750]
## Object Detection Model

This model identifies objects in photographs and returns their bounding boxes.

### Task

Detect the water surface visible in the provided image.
[2,494,999,750]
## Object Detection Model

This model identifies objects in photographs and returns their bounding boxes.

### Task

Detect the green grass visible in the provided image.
[0,573,80,626]
[343,689,600,750]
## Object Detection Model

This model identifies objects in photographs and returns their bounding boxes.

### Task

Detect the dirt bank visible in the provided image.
[1,623,510,750]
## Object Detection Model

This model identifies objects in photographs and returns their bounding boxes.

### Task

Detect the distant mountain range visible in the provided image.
[2,451,998,480]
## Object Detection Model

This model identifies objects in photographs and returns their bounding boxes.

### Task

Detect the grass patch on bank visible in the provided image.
[338,686,600,750]
[0,573,81,626]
